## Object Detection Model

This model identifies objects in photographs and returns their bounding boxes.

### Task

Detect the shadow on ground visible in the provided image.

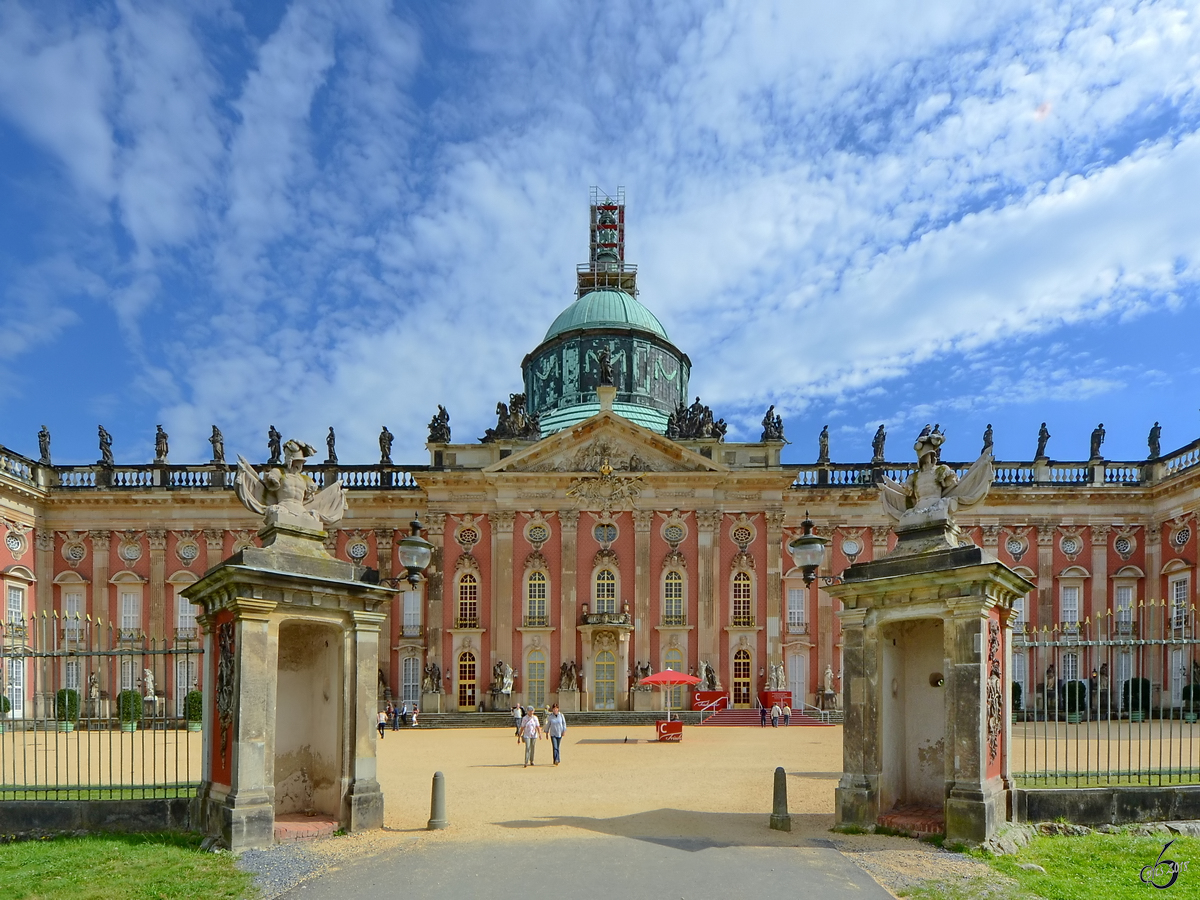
[495,807,834,850]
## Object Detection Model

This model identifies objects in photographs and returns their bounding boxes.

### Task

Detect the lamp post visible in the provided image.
[787,511,829,585]
[397,517,434,586]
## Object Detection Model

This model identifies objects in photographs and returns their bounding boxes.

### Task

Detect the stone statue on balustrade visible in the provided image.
[558,660,578,692]
[1089,423,1106,459]
[981,424,993,455]
[871,424,887,463]
[379,426,394,465]
[1035,422,1051,459]
[666,397,727,441]
[428,405,451,443]
[209,426,225,464]
[760,405,785,442]
[235,438,347,533]
[38,426,51,465]
[481,394,541,442]
[1148,422,1162,459]
[98,425,114,466]
[325,427,338,465]
[879,425,993,554]
[154,425,169,464]
[267,425,282,465]
[817,425,830,464]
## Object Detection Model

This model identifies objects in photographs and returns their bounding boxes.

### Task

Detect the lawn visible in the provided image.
[0,832,255,900]
[904,831,1200,900]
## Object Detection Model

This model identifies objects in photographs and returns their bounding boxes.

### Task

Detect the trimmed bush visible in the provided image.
[56,688,80,722]
[1011,681,1023,712]
[1064,680,1088,714]
[0,694,9,716]
[117,689,144,723]
[184,690,204,722]
[1123,677,1151,714]
[1182,683,1200,713]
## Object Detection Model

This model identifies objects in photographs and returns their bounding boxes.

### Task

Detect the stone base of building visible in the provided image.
[196,782,275,851]
[421,692,443,713]
[346,779,385,833]
[945,779,1007,845]
[835,777,878,830]
[631,690,656,711]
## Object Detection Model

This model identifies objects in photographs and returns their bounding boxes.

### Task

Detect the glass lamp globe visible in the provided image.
[397,518,434,584]
[787,513,828,583]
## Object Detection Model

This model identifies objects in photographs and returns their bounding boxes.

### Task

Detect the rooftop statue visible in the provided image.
[235,439,346,531]
[38,425,51,465]
[209,426,225,464]
[154,425,169,464]
[879,426,993,530]
[1148,422,1162,459]
[817,425,830,464]
[1035,422,1050,459]
[760,405,785,442]
[428,405,451,443]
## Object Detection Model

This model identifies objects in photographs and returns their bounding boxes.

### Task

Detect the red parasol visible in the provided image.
[638,670,701,721]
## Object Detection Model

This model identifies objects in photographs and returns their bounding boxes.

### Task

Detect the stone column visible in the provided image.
[425,514,445,674]
[90,531,110,624]
[559,510,579,670]
[765,510,785,666]
[697,510,722,673]
[835,607,873,824]
[148,529,167,639]
[1145,523,1163,698]
[1036,523,1055,627]
[203,530,226,572]
[1090,525,1110,628]
[347,609,387,833]
[35,531,54,614]
[633,509,653,664]
[374,529,396,690]
[870,524,890,562]
[491,512,515,671]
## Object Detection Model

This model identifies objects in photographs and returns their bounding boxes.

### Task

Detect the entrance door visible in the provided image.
[788,651,807,710]
[733,649,751,707]
[458,651,476,711]
[664,648,684,711]
[594,650,616,710]
[4,658,23,719]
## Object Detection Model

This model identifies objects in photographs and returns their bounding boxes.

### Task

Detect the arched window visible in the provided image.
[663,571,684,625]
[526,571,548,626]
[663,648,684,710]
[594,569,617,614]
[457,573,478,628]
[732,572,753,626]
[527,649,547,708]
[458,651,477,710]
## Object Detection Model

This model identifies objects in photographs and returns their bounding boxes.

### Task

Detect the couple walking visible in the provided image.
[518,704,567,767]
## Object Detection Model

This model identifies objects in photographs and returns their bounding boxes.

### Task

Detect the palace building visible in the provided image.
[1,190,1198,721]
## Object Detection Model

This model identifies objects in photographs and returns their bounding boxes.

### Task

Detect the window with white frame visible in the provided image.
[663,571,684,624]
[1062,651,1079,682]
[457,574,478,626]
[1011,594,1025,626]
[1171,647,1185,704]
[787,586,806,630]
[402,656,420,704]
[4,658,23,718]
[1115,584,1134,630]
[1116,650,1133,707]
[732,572,753,626]
[594,569,617,614]
[175,657,198,716]
[1060,585,1080,627]
[176,590,198,635]
[65,659,81,692]
[120,658,135,691]
[403,591,422,636]
[1170,575,1190,629]
[120,589,141,634]
[1012,652,1027,710]
[6,585,23,623]
[63,591,83,637]
[526,572,547,625]
[527,649,547,708]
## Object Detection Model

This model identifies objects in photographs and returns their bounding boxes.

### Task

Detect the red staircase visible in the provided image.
[699,708,833,727]
[877,804,945,837]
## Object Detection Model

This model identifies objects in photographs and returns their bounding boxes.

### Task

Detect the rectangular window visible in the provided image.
[65,659,81,692]
[175,657,198,716]
[663,573,684,624]
[4,658,23,718]
[732,574,753,626]
[1012,652,1027,708]
[527,654,546,708]
[402,657,420,704]
[1062,651,1079,682]
[64,591,83,637]
[1060,585,1079,626]
[176,592,198,633]
[1171,576,1189,629]
[1116,651,1133,708]
[1011,595,1025,625]
[1171,647,1185,705]
[594,570,616,614]
[403,591,422,636]
[120,591,141,632]
[1115,585,1134,631]
[6,585,23,623]
[787,587,806,629]
[525,575,547,624]
[120,658,135,691]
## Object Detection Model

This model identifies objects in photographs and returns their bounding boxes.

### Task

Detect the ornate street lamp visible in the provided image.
[787,511,829,585]
[397,518,434,586]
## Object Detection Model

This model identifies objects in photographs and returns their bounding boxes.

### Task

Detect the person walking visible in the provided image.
[519,707,543,767]
[783,704,791,726]
[770,702,781,728]
[385,703,395,732]
[377,709,388,739]
[545,704,567,766]
[512,703,523,737]
[759,704,768,728]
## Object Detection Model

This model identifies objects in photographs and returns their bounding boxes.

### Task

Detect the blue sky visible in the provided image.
[1,0,1199,467]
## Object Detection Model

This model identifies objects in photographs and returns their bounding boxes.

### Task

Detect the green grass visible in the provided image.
[0,832,256,900]
[903,831,1200,900]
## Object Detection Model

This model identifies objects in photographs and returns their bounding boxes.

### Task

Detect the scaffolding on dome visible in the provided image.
[578,186,638,296]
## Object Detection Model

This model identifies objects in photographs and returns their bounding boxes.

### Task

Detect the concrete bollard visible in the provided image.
[769,765,791,832]
[427,771,448,830]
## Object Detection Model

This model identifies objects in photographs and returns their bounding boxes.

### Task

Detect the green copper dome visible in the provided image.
[543,289,669,342]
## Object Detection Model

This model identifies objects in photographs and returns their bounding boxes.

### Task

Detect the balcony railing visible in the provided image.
[453,616,479,629]
[173,627,198,643]
[1058,621,1080,638]
[731,615,756,628]
[522,615,548,627]
[1115,619,1136,636]
[581,612,630,626]
[784,621,808,635]
[661,614,687,626]
[118,628,145,643]
[401,624,423,637]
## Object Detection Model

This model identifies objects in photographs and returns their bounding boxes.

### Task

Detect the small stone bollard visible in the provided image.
[427,771,448,830]
[769,766,791,832]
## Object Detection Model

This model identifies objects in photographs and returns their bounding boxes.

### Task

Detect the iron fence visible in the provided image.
[0,613,203,799]
[1012,605,1200,787]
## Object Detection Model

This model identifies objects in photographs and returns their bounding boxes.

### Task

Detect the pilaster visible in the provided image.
[148,529,166,638]
[425,513,446,670]
[697,510,721,670]
[633,508,653,663]
[203,530,226,572]
[35,531,54,616]
[559,509,579,668]
[491,512,515,670]
[1036,523,1055,627]
[765,509,785,664]
[1090,525,1110,626]
[90,531,110,622]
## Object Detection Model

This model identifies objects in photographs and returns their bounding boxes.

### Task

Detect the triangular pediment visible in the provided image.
[483,411,727,475]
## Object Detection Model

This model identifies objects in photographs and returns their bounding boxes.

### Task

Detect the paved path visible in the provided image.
[279,833,895,900]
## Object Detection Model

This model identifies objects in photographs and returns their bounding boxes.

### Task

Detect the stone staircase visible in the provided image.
[699,708,835,727]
